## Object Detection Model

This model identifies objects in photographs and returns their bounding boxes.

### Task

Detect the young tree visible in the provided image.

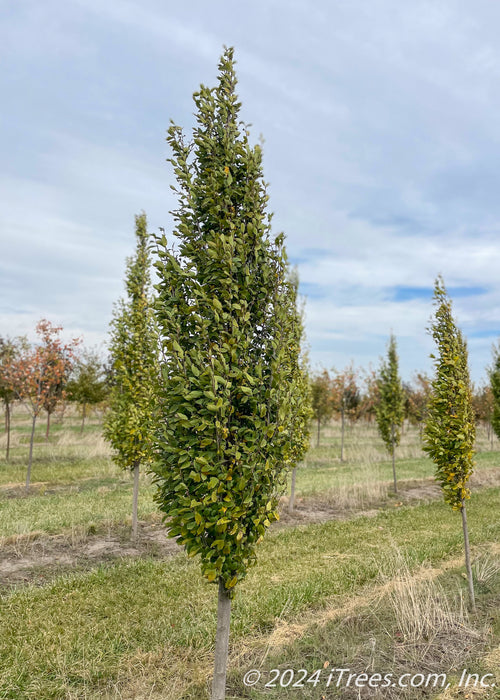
[67,348,108,432]
[489,341,500,442]
[287,279,313,515]
[423,277,476,610]
[358,366,379,424]
[311,369,334,447]
[5,321,79,491]
[0,337,26,461]
[151,48,308,700]
[472,383,495,447]
[42,342,74,439]
[103,212,159,540]
[375,334,405,493]
[332,363,360,462]
[405,371,432,438]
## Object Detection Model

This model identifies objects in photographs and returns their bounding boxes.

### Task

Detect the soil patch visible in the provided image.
[0,522,179,590]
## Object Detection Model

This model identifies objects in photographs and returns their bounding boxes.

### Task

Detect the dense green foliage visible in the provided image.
[151,48,308,592]
[489,341,500,440]
[103,213,158,471]
[375,334,404,455]
[423,278,475,510]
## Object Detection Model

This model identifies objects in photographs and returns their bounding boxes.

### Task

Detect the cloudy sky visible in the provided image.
[2,0,500,384]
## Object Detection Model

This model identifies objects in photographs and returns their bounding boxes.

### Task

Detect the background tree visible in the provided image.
[41,340,74,439]
[332,363,360,462]
[287,278,313,515]
[151,48,307,700]
[310,369,334,447]
[103,212,158,540]
[472,382,495,447]
[5,320,79,492]
[423,277,476,610]
[489,341,500,442]
[67,347,108,432]
[405,371,432,439]
[0,336,27,461]
[358,366,379,423]
[375,334,405,493]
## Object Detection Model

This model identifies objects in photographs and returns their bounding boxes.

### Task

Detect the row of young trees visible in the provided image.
[310,349,500,458]
[0,328,109,486]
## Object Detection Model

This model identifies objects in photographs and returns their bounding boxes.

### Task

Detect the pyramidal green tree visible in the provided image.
[151,48,308,700]
[423,277,476,610]
[489,341,500,441]
[375,334,405,493]
[104,212,159,540]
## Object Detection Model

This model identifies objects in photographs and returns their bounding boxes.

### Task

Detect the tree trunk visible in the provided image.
[340,402,345,462]
[461,500,476,612]
[45,411,51,440]
[317,417,320,447]
[26,414,37,493]
[212,578,231,700]
[132,461,140,540]
[289,467,297,515]
[391,423,397,494]
[81,403,87,433]
[5,402,10,462]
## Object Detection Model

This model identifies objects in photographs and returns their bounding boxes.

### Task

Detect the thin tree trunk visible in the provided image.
[340,401,345,462]
[26,414,37,493]
[212,578,231,700]
[5,402,10,462]
[45,411,51,440]
[81,403,86,433]
[461,499,476,612]
[317,416,320,447]
[132,461,140,540]
[391,423,397,494]
[289,467,297,514]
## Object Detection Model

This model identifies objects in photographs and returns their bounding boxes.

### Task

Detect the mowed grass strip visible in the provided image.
[291,450,500,498]
[0,478,157,539]
[1,487,499,699]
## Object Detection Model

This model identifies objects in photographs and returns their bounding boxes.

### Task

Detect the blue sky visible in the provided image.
[2,0,500,385]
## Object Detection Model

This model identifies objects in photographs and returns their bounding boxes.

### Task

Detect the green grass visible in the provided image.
[1,487,499,698]
[225,562,500,699]
[1,412,499,542]
[0,478,157,539]
[291,449,500,500]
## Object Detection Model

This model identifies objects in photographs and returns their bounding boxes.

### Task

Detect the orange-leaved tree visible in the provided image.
[5,320,80,491]
[0,336,28,461]
[332,363,360,462]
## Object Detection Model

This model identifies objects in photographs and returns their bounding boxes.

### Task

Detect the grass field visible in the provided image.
[0,405,499,698]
